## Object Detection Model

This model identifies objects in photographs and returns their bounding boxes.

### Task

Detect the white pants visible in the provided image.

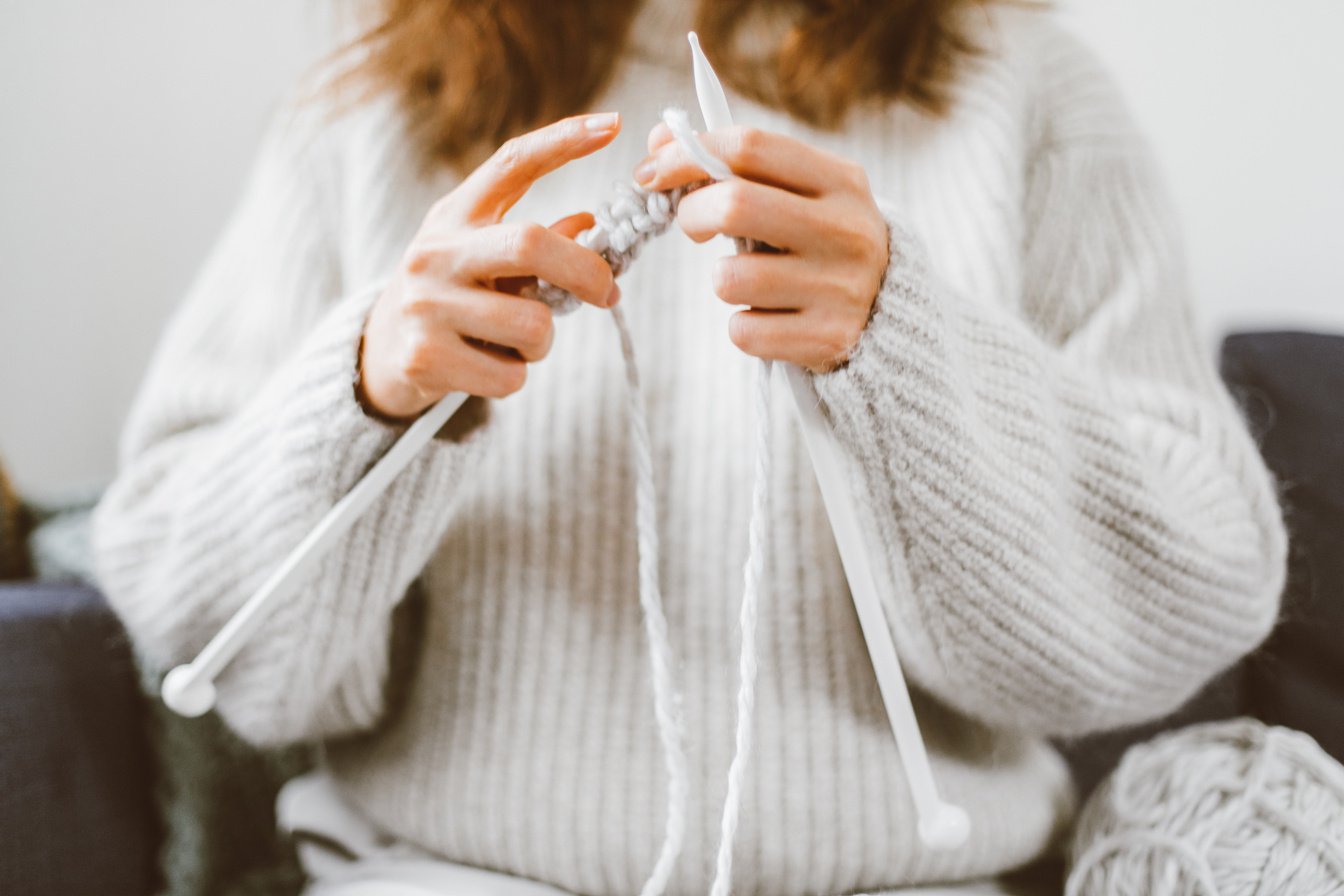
[278,772,1022,896]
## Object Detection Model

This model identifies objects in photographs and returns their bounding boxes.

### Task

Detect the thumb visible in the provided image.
[549,211,596,240]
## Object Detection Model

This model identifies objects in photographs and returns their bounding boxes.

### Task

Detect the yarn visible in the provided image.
[609,304,690,896]
[1067,718,1344,896]
[531,180,695,315]
[710,357,773,896]
[529,109,734,316]
[535,110,778,895]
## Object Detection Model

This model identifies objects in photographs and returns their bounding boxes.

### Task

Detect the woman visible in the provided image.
[93,0,1287,893]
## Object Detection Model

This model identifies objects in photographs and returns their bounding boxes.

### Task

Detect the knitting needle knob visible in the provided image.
[161,663,217,718]
[919,802,971,850]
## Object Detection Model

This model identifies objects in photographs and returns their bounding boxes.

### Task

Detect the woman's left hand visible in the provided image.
[634,123,889,372]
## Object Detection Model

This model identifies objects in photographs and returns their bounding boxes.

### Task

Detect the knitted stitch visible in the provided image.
[532,180,694,314]
[92,5,1288,894]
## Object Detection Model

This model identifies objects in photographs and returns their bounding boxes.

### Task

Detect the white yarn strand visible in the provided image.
[611,305,690,896]
[531,116,797,894]
[709,358,774,896]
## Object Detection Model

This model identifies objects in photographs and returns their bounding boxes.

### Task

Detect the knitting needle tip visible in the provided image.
[688,32,734,132]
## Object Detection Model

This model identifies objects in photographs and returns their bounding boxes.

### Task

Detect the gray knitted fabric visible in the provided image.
[92,4,1287,895]
[532,178,694,314]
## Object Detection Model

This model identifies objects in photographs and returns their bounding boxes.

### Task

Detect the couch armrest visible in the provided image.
[1221,331,1344,763]
[0,582,159,895]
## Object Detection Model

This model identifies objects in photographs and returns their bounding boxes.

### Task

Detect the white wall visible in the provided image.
[1059,1,1344,335]
[2,1,1342,495]
[0,1,339,495]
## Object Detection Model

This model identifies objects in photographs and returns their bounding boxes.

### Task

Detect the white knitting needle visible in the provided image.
[161,390,469,717]
[686,32,970,850]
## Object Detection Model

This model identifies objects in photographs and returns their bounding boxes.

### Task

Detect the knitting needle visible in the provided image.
[161,389,469,717]
[686,32,970,850]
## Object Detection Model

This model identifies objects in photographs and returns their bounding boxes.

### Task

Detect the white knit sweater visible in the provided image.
[93,3,1287,893]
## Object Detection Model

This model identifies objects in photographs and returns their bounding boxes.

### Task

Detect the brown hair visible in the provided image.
[332,0,1002,171]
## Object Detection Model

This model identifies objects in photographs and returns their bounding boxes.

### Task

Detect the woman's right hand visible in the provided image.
[359,113,623,420]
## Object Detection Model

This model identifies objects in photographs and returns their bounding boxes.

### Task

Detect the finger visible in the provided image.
[417,221,615,307]
[451,338,530,399]
[710,253,842,311]
[675,179,816,250]
[452,289,554,363]
[494,212,596,294]
[728,308,858,371]
[646,121,674,154]
[635,125,862,197]
[454,113,621,223]
[393,328,529,400]
[439,288,554,362]
[550,211,595,240]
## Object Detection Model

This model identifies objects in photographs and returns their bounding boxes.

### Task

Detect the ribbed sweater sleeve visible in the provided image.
[92,99,479,747]
[811,45,1288,738]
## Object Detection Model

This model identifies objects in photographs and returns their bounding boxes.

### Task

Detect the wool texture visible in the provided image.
[92,3,1288,894]
[532,180,694,315]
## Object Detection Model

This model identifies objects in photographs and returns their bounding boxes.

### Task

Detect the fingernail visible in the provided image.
[606,283,621,307]
[634,158,656,185]
[584,112,619,132]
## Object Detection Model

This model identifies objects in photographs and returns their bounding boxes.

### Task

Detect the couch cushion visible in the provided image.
[0,582,159,895]
[1220,330,1344,762]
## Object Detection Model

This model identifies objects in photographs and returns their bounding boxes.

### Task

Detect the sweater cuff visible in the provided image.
[199,284,485,739]
[809,206,949,431]
[287,283,488,461]
[251,283,484,525]
[291,283,417,455]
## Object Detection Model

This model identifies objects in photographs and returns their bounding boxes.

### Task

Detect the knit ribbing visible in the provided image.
[92,6,1286,895]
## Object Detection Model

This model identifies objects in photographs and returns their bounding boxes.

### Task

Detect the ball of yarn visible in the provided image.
[1066,718,1344,895]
